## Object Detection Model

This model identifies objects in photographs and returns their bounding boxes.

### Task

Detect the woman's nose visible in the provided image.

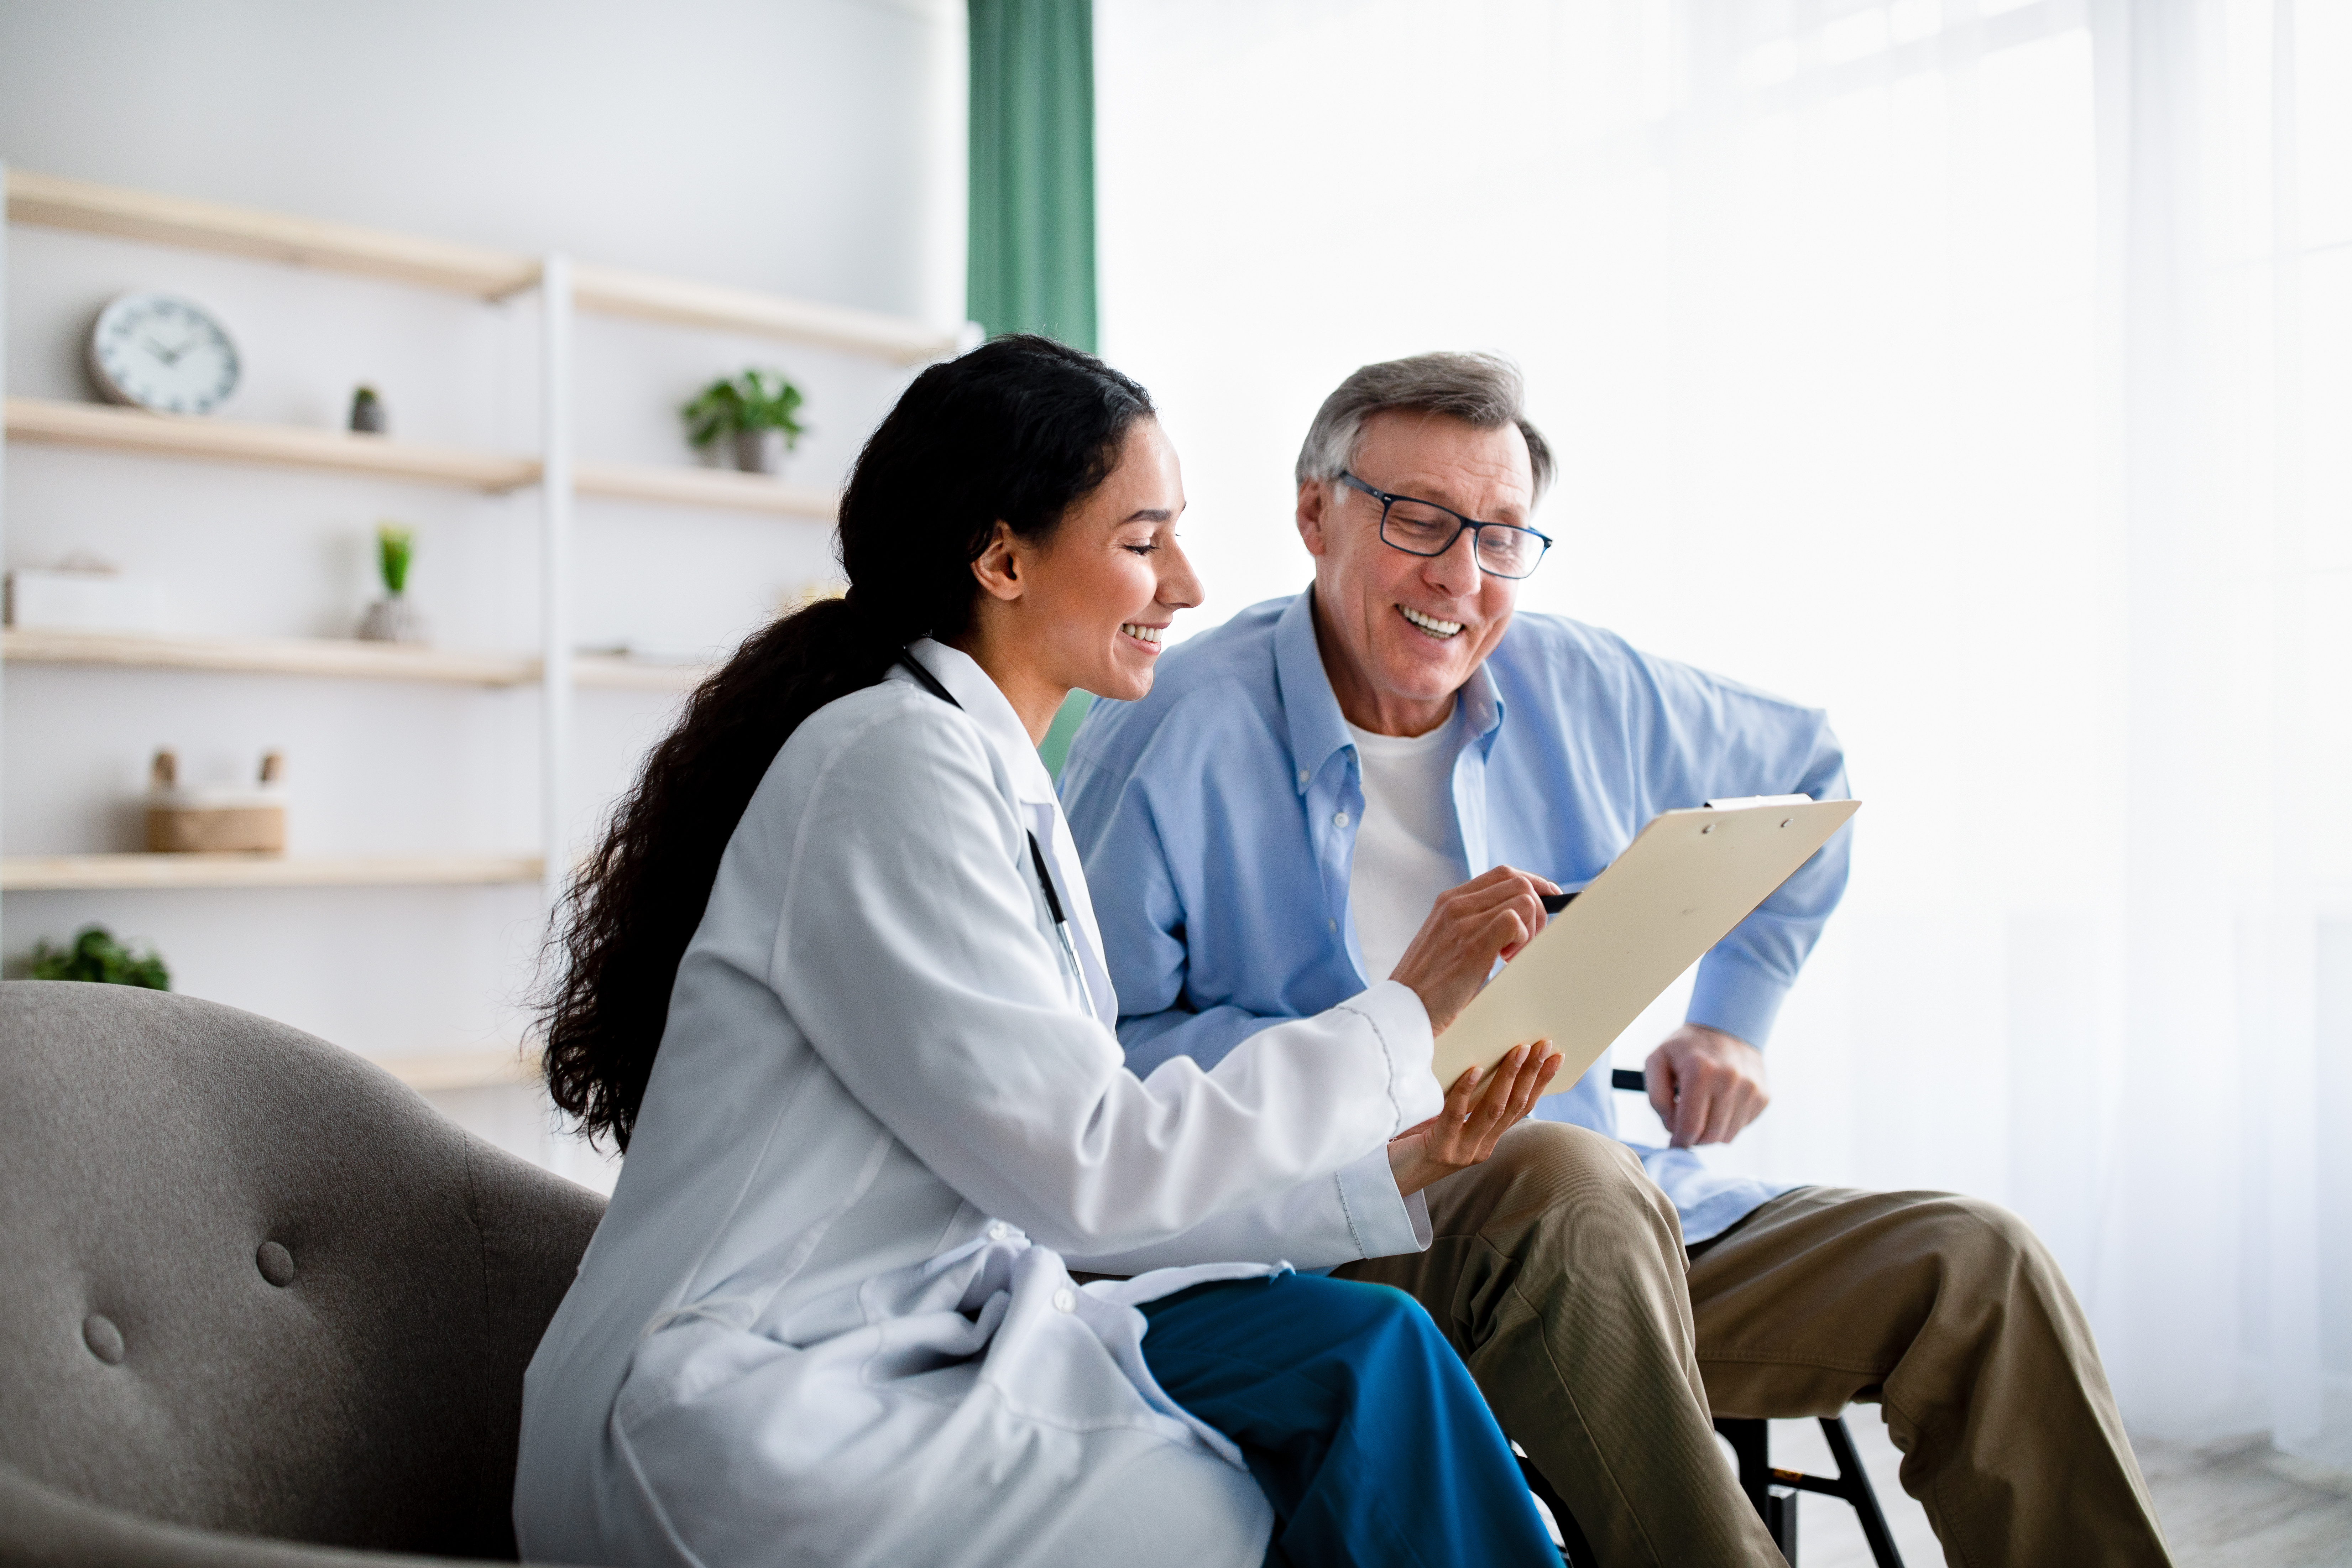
[1162,539,1206,610]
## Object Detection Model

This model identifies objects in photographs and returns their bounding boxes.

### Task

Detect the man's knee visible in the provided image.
[1886,1191,2064,1304]
[1487,1118,1643,1181]
[1443,1121,1677,1251]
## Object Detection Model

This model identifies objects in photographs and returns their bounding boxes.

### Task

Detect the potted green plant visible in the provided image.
[30,925,169,989]
[358,522,425,643]
[683,369,807,475]
[349,383,388,434]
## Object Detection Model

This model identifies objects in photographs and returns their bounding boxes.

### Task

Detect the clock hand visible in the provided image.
[142,336,184,365]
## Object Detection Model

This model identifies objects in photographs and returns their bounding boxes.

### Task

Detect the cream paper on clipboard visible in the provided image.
[1430,795,1862,1093]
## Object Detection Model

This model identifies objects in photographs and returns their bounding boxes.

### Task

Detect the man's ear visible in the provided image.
[970,521,1024,603]
[1296,479,1331,558]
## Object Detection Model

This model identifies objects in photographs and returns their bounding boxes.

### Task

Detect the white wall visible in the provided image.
[1,0,964,1181]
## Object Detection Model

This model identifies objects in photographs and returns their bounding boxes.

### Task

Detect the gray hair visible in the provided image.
[1294,352,1554,502]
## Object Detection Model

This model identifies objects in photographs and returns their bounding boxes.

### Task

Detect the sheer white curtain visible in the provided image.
[1096,0,2347,1462]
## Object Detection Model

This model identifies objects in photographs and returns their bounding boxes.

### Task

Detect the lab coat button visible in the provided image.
[986,1222,1011,1242]
[1051,1288,1077,1314]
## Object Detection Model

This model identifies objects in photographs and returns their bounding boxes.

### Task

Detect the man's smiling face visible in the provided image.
[1296,408,1535,737]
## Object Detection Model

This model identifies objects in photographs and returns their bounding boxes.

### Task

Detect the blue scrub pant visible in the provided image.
[1138,1273,1558,1568]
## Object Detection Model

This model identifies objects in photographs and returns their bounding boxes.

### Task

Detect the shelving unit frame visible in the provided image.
[0,166,952,1042]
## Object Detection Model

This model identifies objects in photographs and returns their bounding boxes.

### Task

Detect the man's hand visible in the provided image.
[1387,1042,1561,1197]
[1645,1024,1770,1147]
[1388,866,1559,1033]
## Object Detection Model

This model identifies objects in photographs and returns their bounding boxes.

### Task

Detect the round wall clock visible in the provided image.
[85,292,242,415]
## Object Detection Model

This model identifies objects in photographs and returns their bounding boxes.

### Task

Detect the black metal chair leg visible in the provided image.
[1515,1451,1599,1566]
[1715,1417,1799,1560]
[1531,1411,1901,1567]
[1819,1416,1905,1568]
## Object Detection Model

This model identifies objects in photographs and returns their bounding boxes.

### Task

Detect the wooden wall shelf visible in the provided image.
[1,628,710,691]
[6,169,957,361]
[573,651,712,692]
[372,1046,538,1093]
[574,460,838,518]
[7,400,841,519]
[571,263,958,364]
[4,168,539,298]
[1,852,545,892]
[5,397,538,492]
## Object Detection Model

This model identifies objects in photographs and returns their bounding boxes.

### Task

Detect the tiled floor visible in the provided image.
[1780,1413,2352,1568]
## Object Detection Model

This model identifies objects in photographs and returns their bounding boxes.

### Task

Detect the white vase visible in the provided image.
[733,428,789,475]
[358,596,427,643]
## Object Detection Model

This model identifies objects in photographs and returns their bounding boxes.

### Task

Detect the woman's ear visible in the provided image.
[970,521,1024,603]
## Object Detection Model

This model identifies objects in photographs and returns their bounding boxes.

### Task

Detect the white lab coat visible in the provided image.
[513,640,1443,1568]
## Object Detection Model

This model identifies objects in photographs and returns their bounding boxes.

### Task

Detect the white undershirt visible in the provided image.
[1344,704,1470,986]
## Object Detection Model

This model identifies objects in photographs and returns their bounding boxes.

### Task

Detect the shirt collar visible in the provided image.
[892,638,1060,807]
[1274,588,1507,791]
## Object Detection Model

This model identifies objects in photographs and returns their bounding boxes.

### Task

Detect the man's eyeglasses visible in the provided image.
[1335,472,1552,580]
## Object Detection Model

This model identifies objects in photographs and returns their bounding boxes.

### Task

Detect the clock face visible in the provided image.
[87,292,241,415]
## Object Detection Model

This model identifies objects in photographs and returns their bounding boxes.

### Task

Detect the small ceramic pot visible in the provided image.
[358,596,427,644]
[733,428,789,475]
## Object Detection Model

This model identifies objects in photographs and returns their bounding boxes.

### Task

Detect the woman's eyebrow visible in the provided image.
[1126,507,1176,523]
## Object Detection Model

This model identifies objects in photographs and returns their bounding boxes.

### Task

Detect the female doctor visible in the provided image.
[516,336,1566,1568]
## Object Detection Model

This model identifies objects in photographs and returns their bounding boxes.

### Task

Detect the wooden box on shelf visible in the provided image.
[145,749,286,854]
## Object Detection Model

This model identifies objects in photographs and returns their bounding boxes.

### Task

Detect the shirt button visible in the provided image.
[1333,811,1350,827]
[1051,1288,1077,1314]
[986,1222,1011,1242]
[1328,918,1338,932]
[1297,768,1310,784]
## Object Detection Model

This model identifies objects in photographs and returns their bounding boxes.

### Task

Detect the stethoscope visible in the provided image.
[895,652,1088,991]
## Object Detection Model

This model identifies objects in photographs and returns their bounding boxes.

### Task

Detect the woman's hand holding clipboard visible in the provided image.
[1428,796,1862,1097]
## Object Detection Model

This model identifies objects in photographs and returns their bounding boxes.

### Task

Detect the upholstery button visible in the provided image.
[256,1241,296,1287]
[83,1314,124,1365]
[1333,811,1349,827]
[1051,1288,1077,1314]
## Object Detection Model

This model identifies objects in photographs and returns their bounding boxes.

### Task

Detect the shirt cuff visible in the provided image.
[1336,978,1443,1128]
[1334,1143,1432,1260]
[1686,952,1791,1049]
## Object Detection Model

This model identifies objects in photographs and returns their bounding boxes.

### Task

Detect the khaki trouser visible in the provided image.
[1332,1122,2174,1568]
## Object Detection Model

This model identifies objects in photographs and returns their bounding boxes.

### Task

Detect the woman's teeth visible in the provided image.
[1400,606,1465,639]
[1120,623,1162,645]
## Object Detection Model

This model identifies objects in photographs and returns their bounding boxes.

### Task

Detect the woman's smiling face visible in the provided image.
[1000,417,1204,706]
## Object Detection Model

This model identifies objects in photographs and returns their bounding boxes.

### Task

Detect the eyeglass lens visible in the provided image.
[1382,497,1545,578]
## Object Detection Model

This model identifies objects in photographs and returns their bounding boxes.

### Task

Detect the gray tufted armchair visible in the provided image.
[0,982,606,1568]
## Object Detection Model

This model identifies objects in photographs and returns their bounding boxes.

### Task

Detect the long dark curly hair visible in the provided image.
[540,335,1155,1151]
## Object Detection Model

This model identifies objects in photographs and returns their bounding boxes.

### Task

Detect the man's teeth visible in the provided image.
[1400,606,1464,639]
[1120,623,1162,645]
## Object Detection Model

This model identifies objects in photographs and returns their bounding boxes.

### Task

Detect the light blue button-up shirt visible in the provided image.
[1060,590,1854,1243]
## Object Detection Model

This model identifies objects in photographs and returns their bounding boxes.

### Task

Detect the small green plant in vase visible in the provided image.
[31,925,170,989]
[358,522,425,643]
[683,368,807,475]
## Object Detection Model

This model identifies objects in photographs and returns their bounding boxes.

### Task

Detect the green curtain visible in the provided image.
[968,0,1098,352]
[969,0,1099,775]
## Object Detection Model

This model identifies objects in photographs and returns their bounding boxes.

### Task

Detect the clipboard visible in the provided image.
[1429,795,1861,1093]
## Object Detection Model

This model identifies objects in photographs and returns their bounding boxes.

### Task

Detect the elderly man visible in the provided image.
[1060,354,2171,1568]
